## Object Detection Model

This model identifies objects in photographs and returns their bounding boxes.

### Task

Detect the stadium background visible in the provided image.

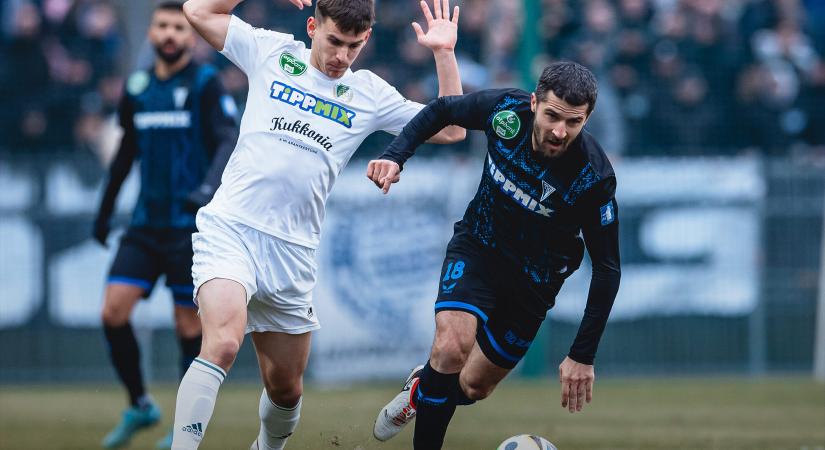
[1,0,824,448]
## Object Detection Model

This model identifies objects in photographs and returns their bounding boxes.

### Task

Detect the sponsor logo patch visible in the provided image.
[279,52,307,76]
[126,71,150,96]
[492,110,521,139]
[270,81,356,128]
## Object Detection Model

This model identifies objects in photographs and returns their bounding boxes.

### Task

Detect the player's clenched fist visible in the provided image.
[366,159,401,194]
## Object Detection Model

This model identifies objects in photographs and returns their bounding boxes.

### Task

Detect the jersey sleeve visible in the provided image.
[370,75,425,135]
[97,94,139,223]
[220,15,294,75]
[569,178,621,365]
[378,89,514,168]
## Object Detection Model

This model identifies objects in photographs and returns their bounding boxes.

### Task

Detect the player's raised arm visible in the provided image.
[183,0,310,50]
[413,0,465,144]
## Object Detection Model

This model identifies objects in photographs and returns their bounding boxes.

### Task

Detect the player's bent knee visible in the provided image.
[262,377,303,407]
[461,379,495,401]
[100,303,130,327]
[430,341,470,372]
[203,336,241,369]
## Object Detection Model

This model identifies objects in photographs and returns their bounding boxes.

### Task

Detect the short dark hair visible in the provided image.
[155,1,184,12]
[535,61,598,115]
[315,0,374,34]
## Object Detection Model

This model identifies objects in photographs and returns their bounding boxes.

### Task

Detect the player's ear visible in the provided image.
[307,16,317,39]
[530,92,537,113]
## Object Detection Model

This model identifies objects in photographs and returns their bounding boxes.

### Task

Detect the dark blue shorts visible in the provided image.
[434,229,563,369]
[108,226,197,308]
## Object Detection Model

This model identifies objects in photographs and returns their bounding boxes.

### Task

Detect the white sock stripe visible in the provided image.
[192,358,226,381]
[270,396,302,411]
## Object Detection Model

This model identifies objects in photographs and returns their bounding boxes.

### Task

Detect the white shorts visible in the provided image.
[192,209,320,334]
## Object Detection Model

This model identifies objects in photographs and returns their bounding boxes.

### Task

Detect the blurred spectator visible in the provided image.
[2,0,822,157]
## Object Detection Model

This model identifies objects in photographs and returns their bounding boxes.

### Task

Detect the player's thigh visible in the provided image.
[459,342,511,400]
[103,228,162,324]
[173,304,201,338]
[196,278,248,366]
[162,227,199,311]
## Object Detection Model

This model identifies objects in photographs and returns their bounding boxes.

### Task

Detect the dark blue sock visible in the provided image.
[103,322,145,407]
[413,361,458,450]
[178,334,202,379]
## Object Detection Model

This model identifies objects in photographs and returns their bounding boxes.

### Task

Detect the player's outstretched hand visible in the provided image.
[366,159,401,194]
[413,0,459,52]
[283,0,312,10]
[558,356,594,413]
[92,217,110,247]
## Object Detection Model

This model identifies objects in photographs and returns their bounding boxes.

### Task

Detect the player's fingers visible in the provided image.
[452,5,460,24]
[287,0,305,10]
[302,0,312,6]
[382,177,393,194]
[420,0,434,24]
[586,380,593,403]
[411,22,425,41]
[366,161,376,178]
[560,380,569,408]
[576,383,586,411]
[433,0,442,20]
[442,0,450,21]
[391,174,401,183]
[568,383,577,413]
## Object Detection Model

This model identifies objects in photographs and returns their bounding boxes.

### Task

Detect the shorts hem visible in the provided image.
[245,323,320,335]
[193,275,254,305]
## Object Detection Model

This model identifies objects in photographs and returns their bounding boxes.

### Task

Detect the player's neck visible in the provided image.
[154,54,192,81]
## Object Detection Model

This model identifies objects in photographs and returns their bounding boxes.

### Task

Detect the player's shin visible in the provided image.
[103,322,148,407]
[171,358,226,450]
[413,362,460,450]
[255,389,301,450]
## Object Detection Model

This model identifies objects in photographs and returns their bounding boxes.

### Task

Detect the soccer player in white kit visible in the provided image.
[171,0,464,448]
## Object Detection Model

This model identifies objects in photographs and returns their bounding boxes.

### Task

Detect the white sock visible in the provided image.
[256,390,301,450]
[171,358,227,450]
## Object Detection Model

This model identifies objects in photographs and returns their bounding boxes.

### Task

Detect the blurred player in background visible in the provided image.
[368,61,621,449]
[173,0,464,448]
[92,2,238,448]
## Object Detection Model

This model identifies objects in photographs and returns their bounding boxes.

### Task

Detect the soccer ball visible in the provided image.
[496,434,558,450]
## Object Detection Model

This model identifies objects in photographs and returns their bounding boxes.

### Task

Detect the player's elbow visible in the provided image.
[443,126,466,144]
[182,0,207,25]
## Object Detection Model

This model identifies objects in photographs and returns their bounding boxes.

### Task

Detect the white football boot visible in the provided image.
[373,365,425,441]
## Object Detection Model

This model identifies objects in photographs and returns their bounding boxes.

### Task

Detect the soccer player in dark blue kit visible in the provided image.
[92,3,238,448]
[368,61,621,449]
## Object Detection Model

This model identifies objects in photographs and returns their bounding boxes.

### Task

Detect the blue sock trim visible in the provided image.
[108,276,153,292]
[416,387,449,406]
[173,296,198,308]
[435,301,489,323]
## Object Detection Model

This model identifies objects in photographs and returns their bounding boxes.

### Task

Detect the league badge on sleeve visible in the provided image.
[600,201,615,226]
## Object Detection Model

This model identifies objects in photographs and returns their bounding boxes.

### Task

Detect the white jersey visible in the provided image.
[205,15,424,248]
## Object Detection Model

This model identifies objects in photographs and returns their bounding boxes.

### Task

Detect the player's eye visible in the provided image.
[349,43,360,49]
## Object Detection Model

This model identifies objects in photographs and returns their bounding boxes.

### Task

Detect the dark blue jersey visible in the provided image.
[96,62,238,230]
[380,88,621,364]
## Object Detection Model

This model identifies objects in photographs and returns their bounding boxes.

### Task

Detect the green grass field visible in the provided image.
[1,377,823,449]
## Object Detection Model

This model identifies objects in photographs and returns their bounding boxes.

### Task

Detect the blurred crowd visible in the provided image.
[1,0,823,158]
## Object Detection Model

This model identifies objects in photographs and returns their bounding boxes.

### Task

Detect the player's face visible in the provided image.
[530,91,591,159]
[148,9,195,64]
[307,16,371,79]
